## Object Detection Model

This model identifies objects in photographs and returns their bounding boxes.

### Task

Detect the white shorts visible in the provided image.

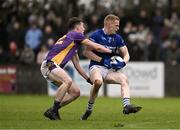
[89,65,119,79]
[40,60,60,82]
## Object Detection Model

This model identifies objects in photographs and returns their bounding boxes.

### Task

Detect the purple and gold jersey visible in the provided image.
[45,31,86,68]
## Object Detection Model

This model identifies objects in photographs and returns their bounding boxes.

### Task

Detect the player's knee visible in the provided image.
[74,89,80,98]
[64,78,73,88]
[94,79,102,87]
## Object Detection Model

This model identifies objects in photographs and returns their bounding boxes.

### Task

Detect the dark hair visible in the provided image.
[68,17,83,30]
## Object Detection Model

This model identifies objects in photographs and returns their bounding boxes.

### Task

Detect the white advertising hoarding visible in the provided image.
[108,62,164,97]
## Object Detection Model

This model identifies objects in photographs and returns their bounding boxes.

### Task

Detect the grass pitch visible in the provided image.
[0,94,180,129]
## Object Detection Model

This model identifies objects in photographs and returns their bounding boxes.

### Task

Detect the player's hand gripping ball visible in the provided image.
[110,56,126,70]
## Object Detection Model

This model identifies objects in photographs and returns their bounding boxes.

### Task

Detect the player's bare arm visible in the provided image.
[82,39,112,54]
[117,46,130,63]
[71,53,89,80]
[83,47,102,62]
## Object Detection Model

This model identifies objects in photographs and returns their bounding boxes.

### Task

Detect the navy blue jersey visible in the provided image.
[89,29,126,68]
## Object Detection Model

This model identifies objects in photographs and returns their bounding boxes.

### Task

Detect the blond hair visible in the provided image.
[104,14,119,24]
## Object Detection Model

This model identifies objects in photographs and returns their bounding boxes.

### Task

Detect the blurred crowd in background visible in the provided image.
[0,0,180,66]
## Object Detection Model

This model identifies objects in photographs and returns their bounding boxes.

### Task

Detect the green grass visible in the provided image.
[0,94,180,129]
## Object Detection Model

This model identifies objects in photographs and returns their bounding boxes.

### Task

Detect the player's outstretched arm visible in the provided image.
[83,46,102,62]
[71,54,92,85]
[117,46,130,64]
[83,47,112,69]
[82,39,112,53]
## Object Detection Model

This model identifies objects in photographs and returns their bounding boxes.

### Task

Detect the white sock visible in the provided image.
[123,98,130,107]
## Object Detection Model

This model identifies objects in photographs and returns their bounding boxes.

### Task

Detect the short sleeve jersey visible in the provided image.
[89,29,126,68]
[45,31,86,68]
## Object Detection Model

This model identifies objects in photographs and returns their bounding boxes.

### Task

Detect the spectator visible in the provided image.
[25,15,43,54]
[36,45,48,65]
[53,16,66,37]
[135,9,150,26]
[7,21,24,50]
[47,38,55,50]
[169,23,180,41]
[136,24,149,44]
[42,24,57,48]
[86,14,100,33]
[127,33,144,61]
[160,18,173,41]
[123,21,137,41]
[170,11,179,25]
[146,32,160,61]
[19,45,35,64]
[151,8,164,44]
[166,40,180,65]
[44,10,56,27]
[8,41,19,64]
[37,13,45,29]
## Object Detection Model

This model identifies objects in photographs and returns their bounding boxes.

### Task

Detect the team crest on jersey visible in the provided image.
[108,37,112,43]
[101,37,106,41]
